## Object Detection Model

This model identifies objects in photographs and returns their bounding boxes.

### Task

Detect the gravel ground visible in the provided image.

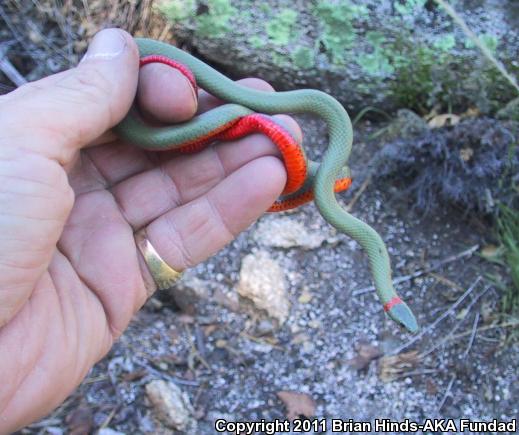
[2,3,517,433]
[16,117,519,435]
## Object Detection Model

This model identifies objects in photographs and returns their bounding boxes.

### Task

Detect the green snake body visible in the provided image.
[115,38,418,333]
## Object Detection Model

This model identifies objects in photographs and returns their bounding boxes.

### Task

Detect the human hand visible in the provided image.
[0,28,300,432]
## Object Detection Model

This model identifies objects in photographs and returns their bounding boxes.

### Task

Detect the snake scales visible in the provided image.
[114,38,418,333]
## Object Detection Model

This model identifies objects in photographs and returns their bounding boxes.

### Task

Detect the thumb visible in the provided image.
[0,29,138,326]
[1,28,139,164]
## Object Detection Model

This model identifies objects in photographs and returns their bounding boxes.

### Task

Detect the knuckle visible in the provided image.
[70,65,112,107]
[206,196,235,239]
[239,77,275,92]
[164,213,195,270]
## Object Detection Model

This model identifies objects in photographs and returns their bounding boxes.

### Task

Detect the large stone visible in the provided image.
[159,0,519,115]
[253,216,332,250]
[236,251,289,323]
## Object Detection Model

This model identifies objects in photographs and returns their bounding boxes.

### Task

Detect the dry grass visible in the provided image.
[0,0,172,85]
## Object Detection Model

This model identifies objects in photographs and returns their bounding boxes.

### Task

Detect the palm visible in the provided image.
[0,33,299,429]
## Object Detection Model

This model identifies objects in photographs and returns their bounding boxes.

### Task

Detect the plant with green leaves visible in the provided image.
[497,203,519,314]
[313,0,367,65]
[196,0,237,38]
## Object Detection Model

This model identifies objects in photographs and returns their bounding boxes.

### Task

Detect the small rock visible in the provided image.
[237,251,289,323]
[145,380,197,433]
[98,429,126,435]
[308,320,321,329]
[253,217,329,250]
[167,271,210,313]
[215,339,227,348]
[292,333,309,345]
[298,291,313,304]
[255,319,275,336]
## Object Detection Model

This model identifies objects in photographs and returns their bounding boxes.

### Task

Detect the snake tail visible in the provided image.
[115,38,419,333]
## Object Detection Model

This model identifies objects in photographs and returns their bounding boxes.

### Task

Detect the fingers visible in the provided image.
[137,63,197,123]
[197,78,275,114]
[0,29,140,165]
[143,156,286,273]
[133,72,274,124]
[85,76,301,189]
[108,113,301,229]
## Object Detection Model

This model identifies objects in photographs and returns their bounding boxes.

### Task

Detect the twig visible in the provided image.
[83,374,109,384]
[353,244,479,295]
[428,272,464,292]
[420,285,491,358]
[391,276,482,355]
[425,320,519,355]
[346,174,372,212]
[352,106,392,126]
[0,47,27,87]
[463,312,480,357]
[186,324,212,371]
[99,407,118,430]
[239,331,284,350]
[133,360,200,386]
[0,5,31,54]
[437,374,456,413]
[390,368,440,380]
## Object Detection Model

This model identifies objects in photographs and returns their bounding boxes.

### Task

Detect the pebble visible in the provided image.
[168,272,210,312]
[145,380,198,433]
[298,291,313,304]
[98,429,126,435]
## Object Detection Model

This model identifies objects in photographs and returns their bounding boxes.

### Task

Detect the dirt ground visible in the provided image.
[10,116,519,434]
[1,2,518,434]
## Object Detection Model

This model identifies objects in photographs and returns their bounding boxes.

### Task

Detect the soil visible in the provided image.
[16,117,519,435]
[1,3,517,434]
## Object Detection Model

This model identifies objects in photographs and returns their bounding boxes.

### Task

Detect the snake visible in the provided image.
[114,38,419,334]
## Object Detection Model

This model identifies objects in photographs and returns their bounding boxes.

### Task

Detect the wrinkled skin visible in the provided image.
[0,29,301,432]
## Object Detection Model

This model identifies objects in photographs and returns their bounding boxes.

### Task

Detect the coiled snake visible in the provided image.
[114,38,419,333]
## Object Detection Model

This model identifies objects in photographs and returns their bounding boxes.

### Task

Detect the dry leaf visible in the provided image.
[122,369,147,382]
[277,391,316,420]
[425,379,438,395]
[428,114,460,129]
[460,107,480,118]
[424,106,440,121]
[346,343,382,370]
[378,351,420,382]
[480,244,500,259]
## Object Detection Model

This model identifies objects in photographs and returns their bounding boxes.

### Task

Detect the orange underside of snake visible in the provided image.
[139,55,352,212]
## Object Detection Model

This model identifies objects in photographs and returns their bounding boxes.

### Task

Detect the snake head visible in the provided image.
[386,301,419,334]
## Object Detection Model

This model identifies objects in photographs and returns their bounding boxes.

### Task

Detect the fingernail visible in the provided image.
[81,28,127,62]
